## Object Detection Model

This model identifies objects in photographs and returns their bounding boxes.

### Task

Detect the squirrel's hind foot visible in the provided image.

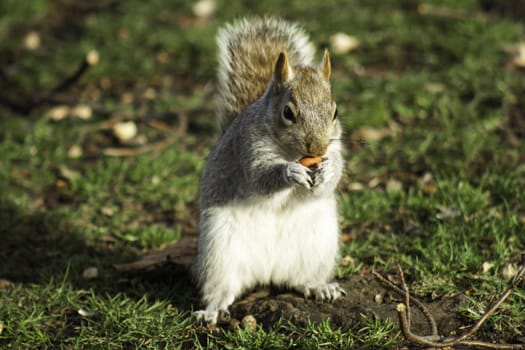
[194,308,231,326]
[299,282,346,302]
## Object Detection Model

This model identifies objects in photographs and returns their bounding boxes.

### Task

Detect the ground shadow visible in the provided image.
[0,196,200,310]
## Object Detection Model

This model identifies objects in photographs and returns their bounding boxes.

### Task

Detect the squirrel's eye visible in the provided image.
[282,105,297,124]
[333,108,338,121]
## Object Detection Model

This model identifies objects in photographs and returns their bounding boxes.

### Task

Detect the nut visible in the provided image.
[240,314,257,332]
[299,156,323,167]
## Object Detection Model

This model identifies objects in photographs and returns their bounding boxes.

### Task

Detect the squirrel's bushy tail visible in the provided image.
[216,17,314,132]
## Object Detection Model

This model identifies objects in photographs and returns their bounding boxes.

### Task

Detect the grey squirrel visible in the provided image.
[194,17,345,324]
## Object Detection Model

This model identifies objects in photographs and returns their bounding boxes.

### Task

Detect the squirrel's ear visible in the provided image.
[274,52,294,84]
[320,49,331,81]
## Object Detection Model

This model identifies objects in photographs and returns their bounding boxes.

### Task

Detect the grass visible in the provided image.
[1,0,525,348]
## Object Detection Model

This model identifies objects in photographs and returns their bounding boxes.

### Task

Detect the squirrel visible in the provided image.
[194,17,345,324]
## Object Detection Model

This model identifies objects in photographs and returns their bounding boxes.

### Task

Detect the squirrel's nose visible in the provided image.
[306,139,328,157]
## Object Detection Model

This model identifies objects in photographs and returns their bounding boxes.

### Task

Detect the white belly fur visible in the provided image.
[197,188,340,303]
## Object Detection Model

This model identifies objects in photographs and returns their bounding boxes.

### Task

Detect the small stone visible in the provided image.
[482,262,494,274]
[217,310,231,325]
[340,255,355,267]
[192,0,215,18]
[68,144,83,159]
[86,50,99,65]
[424,82,445,93]
[151,175,160,185]
[71,105,92,120]
[348,182,365,191]
[368,177,381,188]
[240,314,257,332]
[0,279,14,289]
[513,44,525,67]
[386,179,403,192]
[329,33,360,54]
[374,293,384,304]
[100,207,114,216]
[121,92,134,104]
[229,318,240,331]
[46,106,70,121]
[143,88,156,100]
[24,31,41,50]
[501,263,517,280]
[82,267,98,280]
[112,121,137,142]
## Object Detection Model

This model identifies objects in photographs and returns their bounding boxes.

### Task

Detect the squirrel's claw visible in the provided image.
[194,308,231,326]
[311,158,334,187]
[286,162,312,189]
[301,282,346,302]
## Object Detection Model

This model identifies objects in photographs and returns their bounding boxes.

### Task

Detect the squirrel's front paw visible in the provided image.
[286,162,312,189]
[311,159,335,187]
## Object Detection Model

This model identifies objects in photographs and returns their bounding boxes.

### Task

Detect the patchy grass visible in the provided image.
[1,0,525,348]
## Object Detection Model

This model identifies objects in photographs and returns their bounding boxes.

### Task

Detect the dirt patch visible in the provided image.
[229,274,464,336]
[115,239,465,337]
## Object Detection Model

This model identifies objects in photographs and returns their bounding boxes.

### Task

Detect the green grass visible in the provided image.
[1,0,525,348]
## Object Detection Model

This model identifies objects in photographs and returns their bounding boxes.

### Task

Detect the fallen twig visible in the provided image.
[44,52,96,101]
[372,269,438,336]
[418,4,489,22]
[374,254,525,349]
[0,52,96,114]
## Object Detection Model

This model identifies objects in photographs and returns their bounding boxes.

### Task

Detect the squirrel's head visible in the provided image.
[266,50,340,161]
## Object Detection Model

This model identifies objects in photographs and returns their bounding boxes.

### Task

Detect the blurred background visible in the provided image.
[1,0,524,348]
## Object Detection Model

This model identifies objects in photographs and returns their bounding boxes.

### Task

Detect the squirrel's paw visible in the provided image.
[194,309,231,326]
[286,162,312,189]
[311,159,335,187]
[302,282,346,302]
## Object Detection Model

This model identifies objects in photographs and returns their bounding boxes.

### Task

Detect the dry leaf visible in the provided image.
[353,126,389,142]
[482,262,494,274]
[436,207,460,220]
[100,206,114,216]
[143,88,156,100]
[58,165,81,181]
[78,308,97,317]
[513,44,525,67]
[114,236,197,271]
[0,279,14,289]
[82,267,98,279]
